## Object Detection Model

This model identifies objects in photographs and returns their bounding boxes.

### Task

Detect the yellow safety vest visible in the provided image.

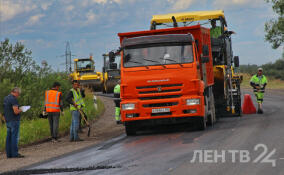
[70,88,85,111]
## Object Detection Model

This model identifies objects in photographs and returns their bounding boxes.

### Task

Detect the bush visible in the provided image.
[239,58,284,80]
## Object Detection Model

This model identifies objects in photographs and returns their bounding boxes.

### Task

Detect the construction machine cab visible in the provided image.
[150,10,238,67]
[150,10,242,116]
[102,50,121,93]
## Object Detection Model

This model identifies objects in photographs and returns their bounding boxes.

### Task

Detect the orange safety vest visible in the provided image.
[45,90,62,112]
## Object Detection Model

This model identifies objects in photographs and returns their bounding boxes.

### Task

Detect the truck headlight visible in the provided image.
[122,103,135,110]
[186,99,200,106]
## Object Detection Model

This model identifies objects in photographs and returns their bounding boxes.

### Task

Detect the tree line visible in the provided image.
[0,38,71,120]
[239,57,284,80]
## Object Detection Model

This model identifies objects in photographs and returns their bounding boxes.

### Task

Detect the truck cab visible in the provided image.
[118,10,241,135]
[118,25,215,135]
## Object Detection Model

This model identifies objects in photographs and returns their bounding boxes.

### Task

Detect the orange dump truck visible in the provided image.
[117,11,241,135]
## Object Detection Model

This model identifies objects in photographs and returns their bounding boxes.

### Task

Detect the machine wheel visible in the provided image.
[105,81,113,93]
[102,83,106,93]
[235,85,242,116]
[208,87,216,126]
[125,125,136,136]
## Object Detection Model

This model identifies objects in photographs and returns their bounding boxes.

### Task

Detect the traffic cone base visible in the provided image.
[242,94,256,114]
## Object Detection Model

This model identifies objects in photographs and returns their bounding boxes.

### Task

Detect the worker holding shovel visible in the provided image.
[66,80,85,141]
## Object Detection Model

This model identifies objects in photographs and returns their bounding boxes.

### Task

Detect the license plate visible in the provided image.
[152,108,170,113]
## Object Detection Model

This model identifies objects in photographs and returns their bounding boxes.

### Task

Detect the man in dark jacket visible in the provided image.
[3,87,24,158]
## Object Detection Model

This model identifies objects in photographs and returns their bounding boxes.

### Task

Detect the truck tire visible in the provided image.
[198,116,207,130]
[125,125,136,136]
[208,87,216,126]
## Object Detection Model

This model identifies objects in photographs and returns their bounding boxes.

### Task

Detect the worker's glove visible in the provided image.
[61,111,65,116]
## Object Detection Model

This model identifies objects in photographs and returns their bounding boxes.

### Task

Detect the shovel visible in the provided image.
[78,109,91,137]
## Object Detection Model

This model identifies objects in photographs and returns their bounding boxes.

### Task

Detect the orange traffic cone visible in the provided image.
[242,94,256,114]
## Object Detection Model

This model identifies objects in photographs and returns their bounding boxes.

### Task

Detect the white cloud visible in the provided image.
[26,14,45,25]
[34,39,54,48]
[66,5,75,12]
[91,0,108,4]
[83,0,125,6]
[168,0,197,11]
[40,2,53,10]
[213,0,264,8]
[85,10,98,25]
[0,0,37,22]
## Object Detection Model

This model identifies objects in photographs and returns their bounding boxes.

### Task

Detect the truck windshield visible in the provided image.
[123,44,193,68]
[77,60,94,70]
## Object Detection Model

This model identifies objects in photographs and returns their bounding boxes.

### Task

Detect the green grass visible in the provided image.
[0,92,104,151]
[240,73,284,90]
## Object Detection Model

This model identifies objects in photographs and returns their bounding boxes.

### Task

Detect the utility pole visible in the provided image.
[65,41,72,73]
[58,41,75,73]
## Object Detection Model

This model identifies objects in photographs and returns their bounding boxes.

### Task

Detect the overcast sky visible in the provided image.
[0,0,283,71]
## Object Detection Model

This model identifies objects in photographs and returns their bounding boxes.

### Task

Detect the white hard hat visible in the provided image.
[258,67,263,71]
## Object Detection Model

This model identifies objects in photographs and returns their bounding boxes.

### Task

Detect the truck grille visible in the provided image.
[143,102,178,108]
[136,84,182,89]
[139,89,181,94]
[139,95,181,100]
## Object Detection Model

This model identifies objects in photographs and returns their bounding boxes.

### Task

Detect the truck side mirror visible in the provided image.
[102,67,106,72]
[202,45,209,56]
[234,56,239,67]
[109,51,115,63]
[201,57,209,63]
[110,63,117,69]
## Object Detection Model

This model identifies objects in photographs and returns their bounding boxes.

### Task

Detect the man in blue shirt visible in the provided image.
[3,87,23,158]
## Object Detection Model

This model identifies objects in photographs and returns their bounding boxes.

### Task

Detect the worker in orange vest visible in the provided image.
[44,82,63,142]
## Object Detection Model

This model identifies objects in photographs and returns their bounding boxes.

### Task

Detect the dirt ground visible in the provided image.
[0,96,124,173]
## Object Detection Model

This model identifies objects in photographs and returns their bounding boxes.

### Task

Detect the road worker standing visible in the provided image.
[113,80,121,124]
[44,82,63,142]
[66,80,85,141]
[250,68,268,114]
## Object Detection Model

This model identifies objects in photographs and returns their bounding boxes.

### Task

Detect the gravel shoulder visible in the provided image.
[0,96,124,173]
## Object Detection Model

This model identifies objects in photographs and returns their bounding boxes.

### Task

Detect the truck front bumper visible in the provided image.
[121,95,205,122]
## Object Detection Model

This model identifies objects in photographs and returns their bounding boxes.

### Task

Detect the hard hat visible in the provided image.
[258,67,263,71]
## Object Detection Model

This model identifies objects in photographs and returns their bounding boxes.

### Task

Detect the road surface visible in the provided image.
[6,90,284,175]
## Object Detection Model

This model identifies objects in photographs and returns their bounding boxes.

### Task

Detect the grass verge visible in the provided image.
[240,73,284,90]
[0,92,104,151]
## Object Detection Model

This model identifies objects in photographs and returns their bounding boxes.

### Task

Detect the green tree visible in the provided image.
[265,0,284,54]
[0,38,71,119]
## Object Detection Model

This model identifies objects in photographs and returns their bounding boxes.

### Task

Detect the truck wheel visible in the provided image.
[208,88,216,126]
[125,125,136,136]
[198,116,207,130]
